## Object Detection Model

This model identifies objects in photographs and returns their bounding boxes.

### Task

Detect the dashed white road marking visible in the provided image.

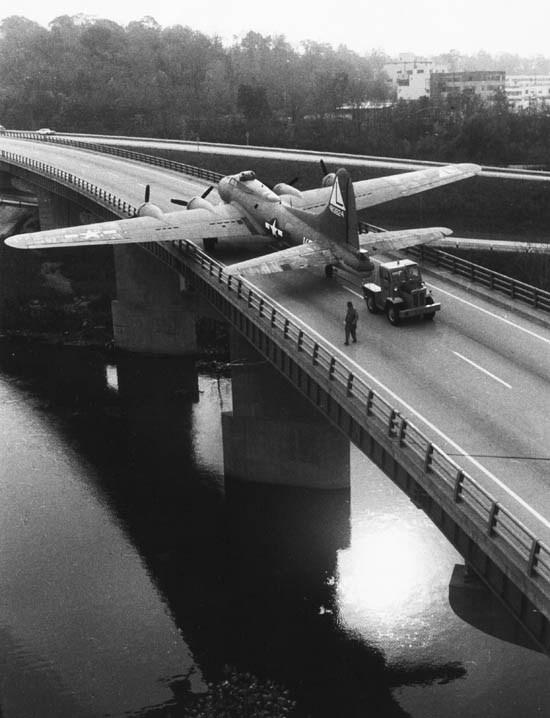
[430,283,550,346]
[344,286,363,299]
[273,290,550,531]
[453,351,512,388]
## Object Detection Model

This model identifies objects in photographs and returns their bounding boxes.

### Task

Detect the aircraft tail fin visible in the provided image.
[318,168,359,250]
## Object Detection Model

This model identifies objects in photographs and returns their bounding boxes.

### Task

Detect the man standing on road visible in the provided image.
[344,301,358,345]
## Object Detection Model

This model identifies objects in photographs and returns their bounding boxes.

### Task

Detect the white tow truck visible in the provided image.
[362,258,440,325]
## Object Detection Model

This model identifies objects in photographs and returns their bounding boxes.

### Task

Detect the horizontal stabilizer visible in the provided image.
[360,227,452,253]
[226,241,334,276]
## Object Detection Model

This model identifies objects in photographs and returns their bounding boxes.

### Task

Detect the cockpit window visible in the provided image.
[239,171,256,182]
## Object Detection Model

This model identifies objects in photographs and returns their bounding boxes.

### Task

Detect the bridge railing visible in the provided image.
[0,148,138,217]
[7,129,550,181]
[172,237,550,607]
[2,143,550,614]
[3,131,224,185]
[408,244,550,314]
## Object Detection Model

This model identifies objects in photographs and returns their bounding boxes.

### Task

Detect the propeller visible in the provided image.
[170,185,213,207]
[144,184,150,202]
[320,159,328,176]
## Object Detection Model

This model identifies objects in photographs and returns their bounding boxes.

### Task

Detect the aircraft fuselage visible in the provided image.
[218,171,345,250]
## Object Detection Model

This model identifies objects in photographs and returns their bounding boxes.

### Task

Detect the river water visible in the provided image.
[0,340,548,717]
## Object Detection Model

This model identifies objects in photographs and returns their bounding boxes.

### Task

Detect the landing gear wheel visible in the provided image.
[386,304,400,326]
[324,264,334,279]
[366,294,378,314]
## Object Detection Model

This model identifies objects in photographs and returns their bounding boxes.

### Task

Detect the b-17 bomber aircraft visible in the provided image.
[5,161,485,277]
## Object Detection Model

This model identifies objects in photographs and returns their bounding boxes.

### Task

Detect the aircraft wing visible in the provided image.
[359,227,453,252]
[226,241,334,276]
[430,236,550,253]
[5,205,258,249]
[353,163,481,211]
[298,163,480,212]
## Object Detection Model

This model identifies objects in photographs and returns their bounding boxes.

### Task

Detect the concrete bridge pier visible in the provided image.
[222,330,350,489]
[112,245,198,355]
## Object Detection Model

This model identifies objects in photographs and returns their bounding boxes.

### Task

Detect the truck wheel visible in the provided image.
[386,304,400,325]
[365,294,378,313]
[424,296,436,320]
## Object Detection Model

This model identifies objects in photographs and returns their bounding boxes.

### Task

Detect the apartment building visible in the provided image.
[505,75,550,110]
[383,54,443,101]
[430,70,506,106]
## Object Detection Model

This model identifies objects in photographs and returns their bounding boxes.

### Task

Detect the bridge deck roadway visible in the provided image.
[0,137,218,211]
[2,136,550,552]
[237,265,550,547]
[42,131,550,182]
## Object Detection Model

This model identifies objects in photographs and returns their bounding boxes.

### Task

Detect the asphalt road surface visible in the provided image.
[3,135,549,549]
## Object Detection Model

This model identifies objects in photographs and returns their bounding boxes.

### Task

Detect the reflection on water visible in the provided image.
[0,344,201,717]
[0,340,548,717]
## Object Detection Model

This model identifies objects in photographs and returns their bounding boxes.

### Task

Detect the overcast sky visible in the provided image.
[2,0,550,57]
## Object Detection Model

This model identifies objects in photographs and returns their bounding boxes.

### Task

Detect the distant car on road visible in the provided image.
[36,128,55,135]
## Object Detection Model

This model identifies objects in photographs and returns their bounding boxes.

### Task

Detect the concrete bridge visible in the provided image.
[1,133,550,655]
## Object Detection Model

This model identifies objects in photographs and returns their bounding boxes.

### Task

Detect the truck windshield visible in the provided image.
[391,266,420,282]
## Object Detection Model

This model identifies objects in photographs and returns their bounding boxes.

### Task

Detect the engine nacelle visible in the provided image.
[137,202,165,220]
[186,196,215,211]
[321,172,337,188]
[272,183,303,198]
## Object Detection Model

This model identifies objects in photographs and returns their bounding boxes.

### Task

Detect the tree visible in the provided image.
[237,83,271,122]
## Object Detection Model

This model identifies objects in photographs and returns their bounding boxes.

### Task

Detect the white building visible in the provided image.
[383,54,447,101]
[505,75,550,110]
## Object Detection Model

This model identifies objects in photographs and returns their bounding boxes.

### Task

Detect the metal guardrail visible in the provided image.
[2,131,224,185]
[170,237,550,592]
[6,129,550,181]
[1,142,550,610]
[0,148,136,217]
[408,244,550,314]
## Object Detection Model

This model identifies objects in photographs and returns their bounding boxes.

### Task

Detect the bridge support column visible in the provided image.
[112,245,197,355]
[222,331,350,489]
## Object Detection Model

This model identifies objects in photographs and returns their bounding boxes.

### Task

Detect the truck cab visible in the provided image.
[362,258,440,325]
